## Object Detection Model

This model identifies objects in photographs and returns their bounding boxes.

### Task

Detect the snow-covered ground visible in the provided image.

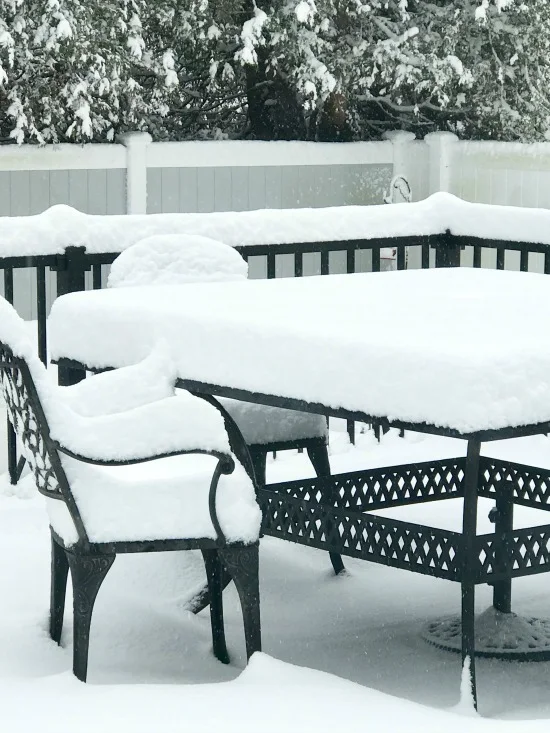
[2,416,550,731]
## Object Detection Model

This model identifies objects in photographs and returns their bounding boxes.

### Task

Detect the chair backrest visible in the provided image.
[0,295,258,548]
[0,344,63,500]
[0,297,89,540]
[108,233,248,288]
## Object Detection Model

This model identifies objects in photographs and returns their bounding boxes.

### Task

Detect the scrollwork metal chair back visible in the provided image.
[0,342,63,500]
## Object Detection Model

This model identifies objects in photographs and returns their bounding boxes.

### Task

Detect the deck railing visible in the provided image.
[2,230,550,483]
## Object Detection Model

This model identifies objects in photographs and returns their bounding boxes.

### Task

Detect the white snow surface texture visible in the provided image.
[2,192,550,256]
[0,296,261,545]
[49,267,550,434]
[107,233,248,288]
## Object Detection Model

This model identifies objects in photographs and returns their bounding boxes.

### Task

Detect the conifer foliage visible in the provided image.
[0,0,159,143]
[0,0,548,143]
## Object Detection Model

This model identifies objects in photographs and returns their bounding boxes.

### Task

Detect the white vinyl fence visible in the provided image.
[3,131,550,218]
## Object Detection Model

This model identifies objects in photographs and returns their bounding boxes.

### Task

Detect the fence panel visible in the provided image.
[146,163,393,215]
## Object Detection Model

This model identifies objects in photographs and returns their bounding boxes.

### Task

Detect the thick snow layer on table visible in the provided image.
[107,233,248,288]
[49,267,550,435]
[3,193,550,257]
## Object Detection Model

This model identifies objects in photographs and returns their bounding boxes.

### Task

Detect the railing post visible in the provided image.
[434,230,461,268]
[55,245,88,386]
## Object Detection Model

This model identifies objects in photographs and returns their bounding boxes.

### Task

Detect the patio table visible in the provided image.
[49,267,550,709]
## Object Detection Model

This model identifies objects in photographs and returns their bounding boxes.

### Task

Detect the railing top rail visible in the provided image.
[3,194,550,259]
[3,232,550,272]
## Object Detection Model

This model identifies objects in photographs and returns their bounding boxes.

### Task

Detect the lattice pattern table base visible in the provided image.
[422,607,550,660]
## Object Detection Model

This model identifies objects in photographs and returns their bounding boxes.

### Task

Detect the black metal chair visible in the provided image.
[0,329,261,682]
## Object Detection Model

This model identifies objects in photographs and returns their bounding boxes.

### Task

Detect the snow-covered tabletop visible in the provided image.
[49,268,550,436]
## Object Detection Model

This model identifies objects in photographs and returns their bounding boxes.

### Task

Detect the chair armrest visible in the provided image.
[48,391,233,463]
[52,441,230,467]
[59,345,177,417]
[190,393,259,491]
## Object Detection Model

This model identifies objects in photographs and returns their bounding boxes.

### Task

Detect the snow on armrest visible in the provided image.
[60,342,177,417]
[49,391,232,463]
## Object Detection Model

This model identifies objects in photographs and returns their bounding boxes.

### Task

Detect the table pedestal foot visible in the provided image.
[422,606,550,660]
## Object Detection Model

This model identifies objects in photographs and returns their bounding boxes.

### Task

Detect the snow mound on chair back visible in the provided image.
[107,234,248,288]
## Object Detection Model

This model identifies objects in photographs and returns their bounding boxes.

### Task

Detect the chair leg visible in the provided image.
[201,549,230,664]
[306,443,346,576]
[220,544,261,660]
[50,535,69,644]
[249,448,267,488]
[66,551,115,682]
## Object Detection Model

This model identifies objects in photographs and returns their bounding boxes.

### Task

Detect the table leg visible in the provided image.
[306,443,346,575]
[491,482,513,614]
[461,438,481,711]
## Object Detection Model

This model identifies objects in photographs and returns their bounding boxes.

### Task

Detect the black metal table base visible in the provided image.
[258,451,550,710]
[422,608,550,661]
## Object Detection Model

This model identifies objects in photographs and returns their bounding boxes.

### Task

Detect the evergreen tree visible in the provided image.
[140,0,245,140]
[227,0,550,141]
[0,0,166,143]
[1,0,549,143]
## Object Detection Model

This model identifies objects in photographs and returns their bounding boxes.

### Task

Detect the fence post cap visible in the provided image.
[117,131,152,147]
[424,131,459,146]
[382,130,416,144]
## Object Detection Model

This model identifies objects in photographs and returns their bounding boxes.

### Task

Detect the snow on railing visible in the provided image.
[2,193,550,258]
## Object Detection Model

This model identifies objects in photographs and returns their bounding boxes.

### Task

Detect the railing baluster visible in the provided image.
[346,248,355,274]
[36,266,47,365]
[320,249,329,276]
[267,252,276,279]
[473,246,482,268]
[294,251,303,278]
[396,246,406,270]
[372,247,381,273]
[92,264,102,289]
[545,252,550,275]
[421,243,430,269]
[496,248,505,270]
[4,267,13,303]
[519,248,529,272]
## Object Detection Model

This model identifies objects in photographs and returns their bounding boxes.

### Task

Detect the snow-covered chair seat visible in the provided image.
[108,234,342,578]
[0,295,261,682]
